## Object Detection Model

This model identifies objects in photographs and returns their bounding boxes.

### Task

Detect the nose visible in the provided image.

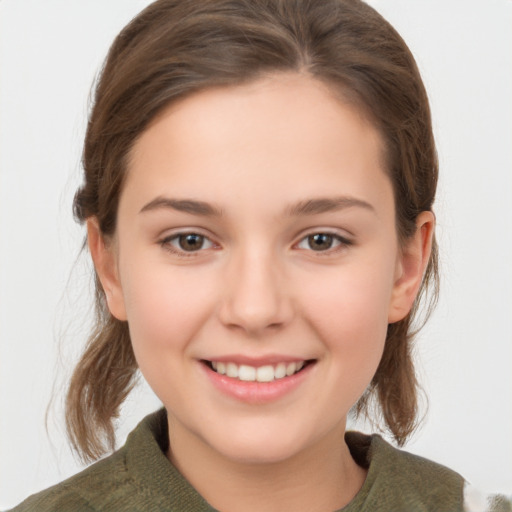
[218,246,294,336]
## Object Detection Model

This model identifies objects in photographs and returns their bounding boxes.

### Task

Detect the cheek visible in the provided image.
[298,257,395,368]
[119,260,217,364]
[305,258,393,325]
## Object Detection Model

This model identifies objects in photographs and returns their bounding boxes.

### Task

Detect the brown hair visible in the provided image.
[68,0,439,461]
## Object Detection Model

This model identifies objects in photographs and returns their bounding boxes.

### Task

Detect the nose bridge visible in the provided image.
[219,241,292,334]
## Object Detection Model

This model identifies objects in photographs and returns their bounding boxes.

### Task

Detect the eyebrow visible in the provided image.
[139,195,375,218]
[286,196,375,216]
[139,197,223,217]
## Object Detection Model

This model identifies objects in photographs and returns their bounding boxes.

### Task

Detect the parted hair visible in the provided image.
[68,0,439,461]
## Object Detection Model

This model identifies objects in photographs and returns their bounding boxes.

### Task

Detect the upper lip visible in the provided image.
[200,354,314,367]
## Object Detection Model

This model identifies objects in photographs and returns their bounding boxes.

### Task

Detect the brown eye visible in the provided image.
[307,233,334,251]
[177,233,207,251]
[162,232,215,254]
[296,232,351,253]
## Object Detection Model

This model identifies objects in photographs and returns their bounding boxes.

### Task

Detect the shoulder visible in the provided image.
[8,445,131,512]
[463,483,512,512]
[8,410,158,512]
[345,431,465,511]
[345,432,511,512]
[9,409,214,512]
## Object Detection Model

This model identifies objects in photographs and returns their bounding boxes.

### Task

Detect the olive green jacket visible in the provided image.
[9,409,471,511]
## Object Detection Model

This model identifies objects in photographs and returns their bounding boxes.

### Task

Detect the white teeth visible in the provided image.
[274,363,286,379]
[238,365,256,381]
[286,362,297,376]
[256,365,274,382]
[210,361,306,382]
[226,362,238,378]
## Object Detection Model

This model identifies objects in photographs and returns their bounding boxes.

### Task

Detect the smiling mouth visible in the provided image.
[203,360,314,383]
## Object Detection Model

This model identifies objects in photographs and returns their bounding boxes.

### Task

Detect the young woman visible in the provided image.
[7,0,511,511]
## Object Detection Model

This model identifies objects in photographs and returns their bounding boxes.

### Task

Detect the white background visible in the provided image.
[1,0,511,508]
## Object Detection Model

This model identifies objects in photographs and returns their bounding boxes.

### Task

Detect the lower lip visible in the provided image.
[201,362,314,404]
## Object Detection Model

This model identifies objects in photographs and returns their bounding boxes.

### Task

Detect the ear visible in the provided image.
[87,218,127,321]
[388,211,435,324]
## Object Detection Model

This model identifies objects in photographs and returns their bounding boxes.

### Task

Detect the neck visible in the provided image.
[167,418,367,512]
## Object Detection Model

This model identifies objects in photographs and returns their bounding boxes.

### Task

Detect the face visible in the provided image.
[94,73,426,466]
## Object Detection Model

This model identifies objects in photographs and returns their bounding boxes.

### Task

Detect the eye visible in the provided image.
[161,232,215,254]
[296,232,351,252]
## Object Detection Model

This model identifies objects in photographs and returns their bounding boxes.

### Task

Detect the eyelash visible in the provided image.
[295,232,353,254]
[159,232,216,258]
[159,231,353,257]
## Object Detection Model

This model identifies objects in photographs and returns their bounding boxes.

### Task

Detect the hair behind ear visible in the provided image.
[354,319,422,446]
[354,228,438,446]
[65,295,137,462]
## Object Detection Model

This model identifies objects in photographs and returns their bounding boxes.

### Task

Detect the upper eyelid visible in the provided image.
[292,230,354,255]
[159,227,216,242]
[157,228,353,247]
[296,233,351,246]
[294,228,353,243]
[163,233,215,245]
[159,231,218,258]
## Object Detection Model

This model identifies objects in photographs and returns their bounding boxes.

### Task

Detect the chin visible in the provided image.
[201,422,319,466]
[217,441,300,466]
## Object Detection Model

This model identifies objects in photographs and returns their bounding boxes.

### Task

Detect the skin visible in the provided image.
[88,73,434,512]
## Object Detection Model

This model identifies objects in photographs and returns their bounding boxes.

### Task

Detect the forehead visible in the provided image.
[123,73,391,218]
